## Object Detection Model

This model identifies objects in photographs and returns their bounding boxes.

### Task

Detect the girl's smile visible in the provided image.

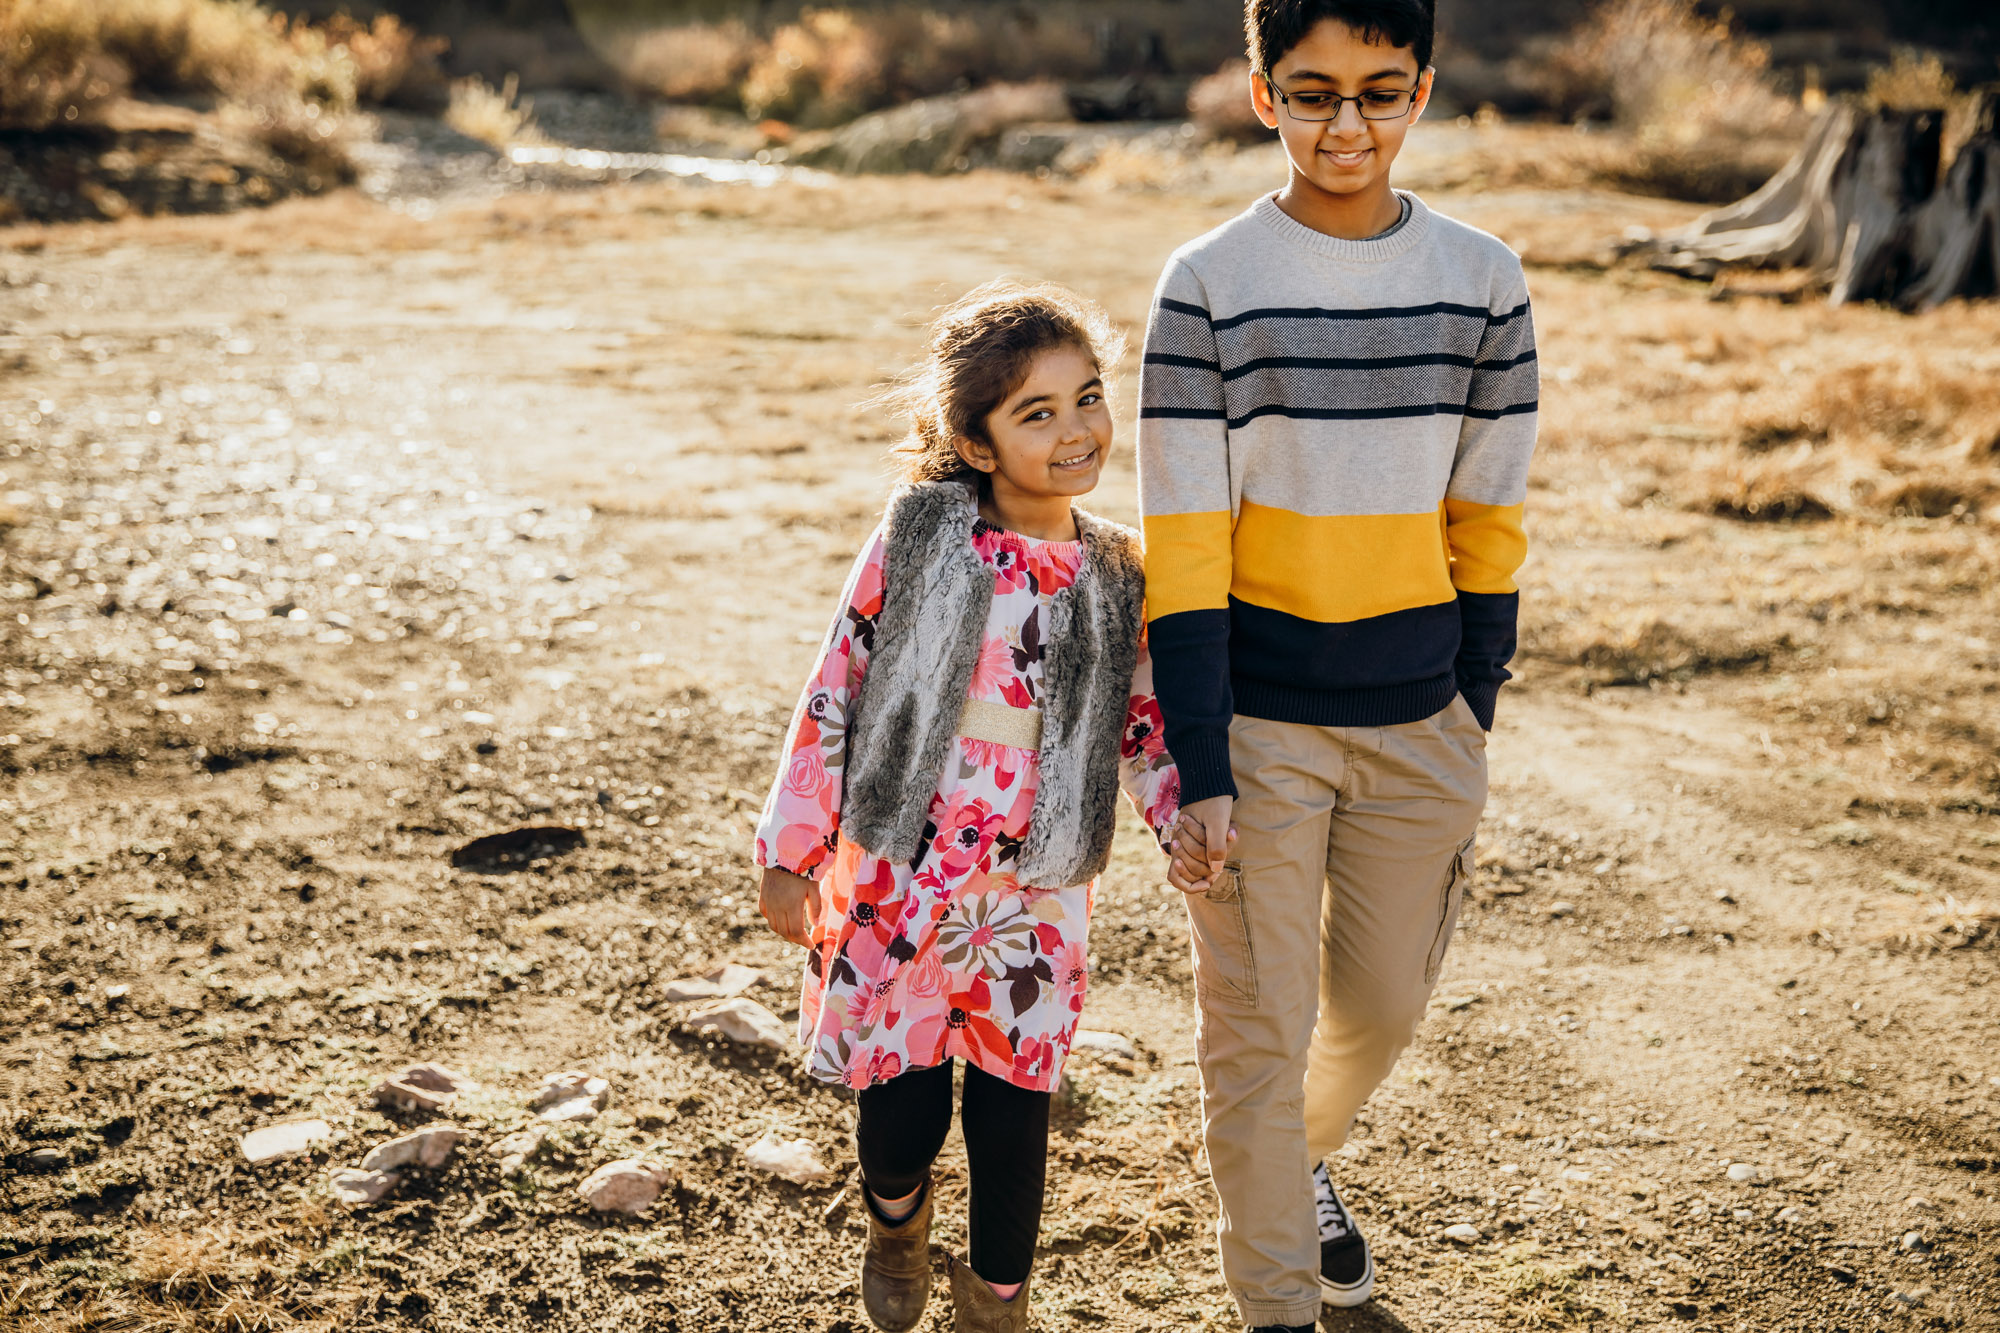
[956,342,1114,541]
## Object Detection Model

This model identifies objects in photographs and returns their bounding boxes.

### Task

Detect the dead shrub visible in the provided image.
[1189,60,1265,142]
[622,21,758,104]
[1867,50,1955,113]
[1530,0,1804,200]
[445,74,540,149]
[309,15,448,110]
[1689,449,1839,522]
[1807,363,1982,445]
[1555,616,1781,684]
[1736,414,1827,454]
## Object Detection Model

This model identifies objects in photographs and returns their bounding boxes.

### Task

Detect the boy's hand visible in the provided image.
[1167,795,1236,894]
[757,867,819,947]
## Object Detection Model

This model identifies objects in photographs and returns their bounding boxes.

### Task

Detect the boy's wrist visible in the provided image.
[1169,730,1238,805]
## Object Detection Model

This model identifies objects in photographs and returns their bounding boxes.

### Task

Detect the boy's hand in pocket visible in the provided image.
[758,867,819,946]
[1167,795,1236,894]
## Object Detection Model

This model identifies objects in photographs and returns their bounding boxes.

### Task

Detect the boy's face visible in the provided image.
[1251,19,1432,204]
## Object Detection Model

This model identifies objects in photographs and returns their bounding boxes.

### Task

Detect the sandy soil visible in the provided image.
[2,151,1998,1332]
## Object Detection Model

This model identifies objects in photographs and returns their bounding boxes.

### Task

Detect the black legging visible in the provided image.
[854,1059,1051,1286]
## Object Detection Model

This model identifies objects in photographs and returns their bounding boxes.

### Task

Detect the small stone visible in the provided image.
[489,1126,545,1173]
[532,1071,610,1122]
[1899,1230,1930,1253]
[328,1167,400,1207]
[104,984,129,1003]
[1497,1163,1520,1175]
[578,1158,674,1213]
[1070,1029,1137,1060]
[743,1131,832,1185]
[1443,1223,1483,1243]
[1731,1208,1753,1220]
[360,1124,463,1173]
[1888,1290,1924,1308]
[25,1148,66,1172]
[241,1118,331,1165]
[371,1062,473,1114]
[1523,1188,1551,1206]
[1906,1195,1937,1214]
[1726,1162,1759,1183]
[1777,1206,1804,1224]
[1548,901,1575,918]
[687,997,789,1051]
[660,977,726,1002]
[1560,1167,1592,1183]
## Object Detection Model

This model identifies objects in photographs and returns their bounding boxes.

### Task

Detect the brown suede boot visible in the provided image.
[947,1253,1032,1333]
[859,1179,933,1332]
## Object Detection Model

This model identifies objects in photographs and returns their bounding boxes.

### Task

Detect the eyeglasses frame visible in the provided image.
[1257,69,1432,123]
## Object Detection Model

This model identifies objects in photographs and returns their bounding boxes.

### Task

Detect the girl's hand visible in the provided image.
[758,867,819,947]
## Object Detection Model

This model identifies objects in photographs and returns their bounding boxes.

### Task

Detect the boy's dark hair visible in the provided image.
[1246,0,1435,74]
[885,280,1125,486]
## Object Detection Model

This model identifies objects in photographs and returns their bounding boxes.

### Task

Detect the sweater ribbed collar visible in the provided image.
[1251,189,1430,263]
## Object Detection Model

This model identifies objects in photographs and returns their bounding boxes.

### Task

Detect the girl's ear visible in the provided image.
[952,435,996,473]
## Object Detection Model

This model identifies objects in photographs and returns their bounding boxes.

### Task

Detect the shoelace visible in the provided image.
[1312,1164,1352,1242]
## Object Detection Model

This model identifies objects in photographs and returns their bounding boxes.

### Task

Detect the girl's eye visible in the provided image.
[1078,392,1102,407]
[1024,409,1052,423]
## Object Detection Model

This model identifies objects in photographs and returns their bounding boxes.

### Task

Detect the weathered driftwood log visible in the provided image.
[1623,91,2000,310]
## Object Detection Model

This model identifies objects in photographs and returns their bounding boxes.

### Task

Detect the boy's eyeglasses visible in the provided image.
[1262,77,1421,122]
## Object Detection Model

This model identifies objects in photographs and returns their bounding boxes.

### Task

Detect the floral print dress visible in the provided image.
[755,519,1180,1093]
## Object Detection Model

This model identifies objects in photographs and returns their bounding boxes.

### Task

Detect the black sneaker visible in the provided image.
[1313,1161,1374,1307]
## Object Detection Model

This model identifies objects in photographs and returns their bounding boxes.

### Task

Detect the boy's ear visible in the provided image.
[952,435,996,473]
[1410,65,1435,124]
[1249,68,1280,131]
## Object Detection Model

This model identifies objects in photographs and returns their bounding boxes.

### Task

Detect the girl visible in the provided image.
[754,282,1179,1333]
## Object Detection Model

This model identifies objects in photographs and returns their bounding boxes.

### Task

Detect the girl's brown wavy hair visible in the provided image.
[884,280,1126,485]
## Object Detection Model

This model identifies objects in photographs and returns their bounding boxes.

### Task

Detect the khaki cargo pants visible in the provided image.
[1187,697,1487,1328]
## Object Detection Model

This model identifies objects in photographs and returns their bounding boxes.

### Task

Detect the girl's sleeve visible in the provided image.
[1117,624,1181,851]
[753,528,886,880]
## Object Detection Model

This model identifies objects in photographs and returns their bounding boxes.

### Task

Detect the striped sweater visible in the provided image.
[1137,192,1538,803]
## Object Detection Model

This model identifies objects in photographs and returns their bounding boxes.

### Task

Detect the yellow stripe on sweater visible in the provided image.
[1142,511,1234,620]
[1444,499,1526,595]
[1232,501,1456,623]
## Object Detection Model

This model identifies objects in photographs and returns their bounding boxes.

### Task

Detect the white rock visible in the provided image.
[687,997,790,1050]
[1443,1223,1483,1243]
[1071,1029,1137,1060]
[1497,1163,1520,1175]
[241,1119,331,1165]
[489,1127,546,1173]
[1548,901,1575,918]
[1900,1230,1927,1252]
[578,1158,674,1214]
[328,1167,400,1206]
[661,962,773,1002]
[1523,1187,1551,1206]
[1777,1206,1805,1224]
[361,1124,463,1173]
[1906,1195,1937,1214]
[743,1131,831,1185]
[1726,1162,1759,1183]
[533,1070,610,1122]
[1560,1167,1592,1183]
[371,1062,473,1113]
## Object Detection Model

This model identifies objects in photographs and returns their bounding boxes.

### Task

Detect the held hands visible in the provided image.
[757,866,819,947]
[1166,794,1236,895]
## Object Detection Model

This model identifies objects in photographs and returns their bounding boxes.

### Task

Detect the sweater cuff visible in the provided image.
[1169,730,1237,805]
[1458,677,1500,731]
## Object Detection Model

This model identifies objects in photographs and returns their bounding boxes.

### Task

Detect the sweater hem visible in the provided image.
[1233,672,1460,729]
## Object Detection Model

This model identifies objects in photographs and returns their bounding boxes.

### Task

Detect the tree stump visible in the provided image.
[1623,90,2000,310]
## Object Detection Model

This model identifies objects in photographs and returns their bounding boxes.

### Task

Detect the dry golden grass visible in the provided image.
[444,73,541,150]
[1187,60,1264,143]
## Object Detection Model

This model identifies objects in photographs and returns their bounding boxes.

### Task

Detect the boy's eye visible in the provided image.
[1361,91,1405,108]
[1290,92,1335,109]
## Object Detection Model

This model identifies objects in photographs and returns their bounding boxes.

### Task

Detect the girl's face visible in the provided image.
[959,344,1113,504]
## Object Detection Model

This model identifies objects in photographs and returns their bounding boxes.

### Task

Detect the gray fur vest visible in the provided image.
[841,481,1146,889]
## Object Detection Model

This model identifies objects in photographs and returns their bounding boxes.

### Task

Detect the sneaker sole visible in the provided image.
[1319,1251,1375,1308]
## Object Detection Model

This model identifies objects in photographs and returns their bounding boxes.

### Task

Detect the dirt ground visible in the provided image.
[3,136,1999,1332]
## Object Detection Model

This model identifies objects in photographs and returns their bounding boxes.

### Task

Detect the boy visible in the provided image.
[1138,1,1537,1328]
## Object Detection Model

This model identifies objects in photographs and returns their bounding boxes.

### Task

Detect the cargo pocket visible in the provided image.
[1424,837,1476,987]
[1187,859,1257,1008]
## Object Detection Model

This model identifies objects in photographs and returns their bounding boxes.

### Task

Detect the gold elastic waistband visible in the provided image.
[957,697,1043,751]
